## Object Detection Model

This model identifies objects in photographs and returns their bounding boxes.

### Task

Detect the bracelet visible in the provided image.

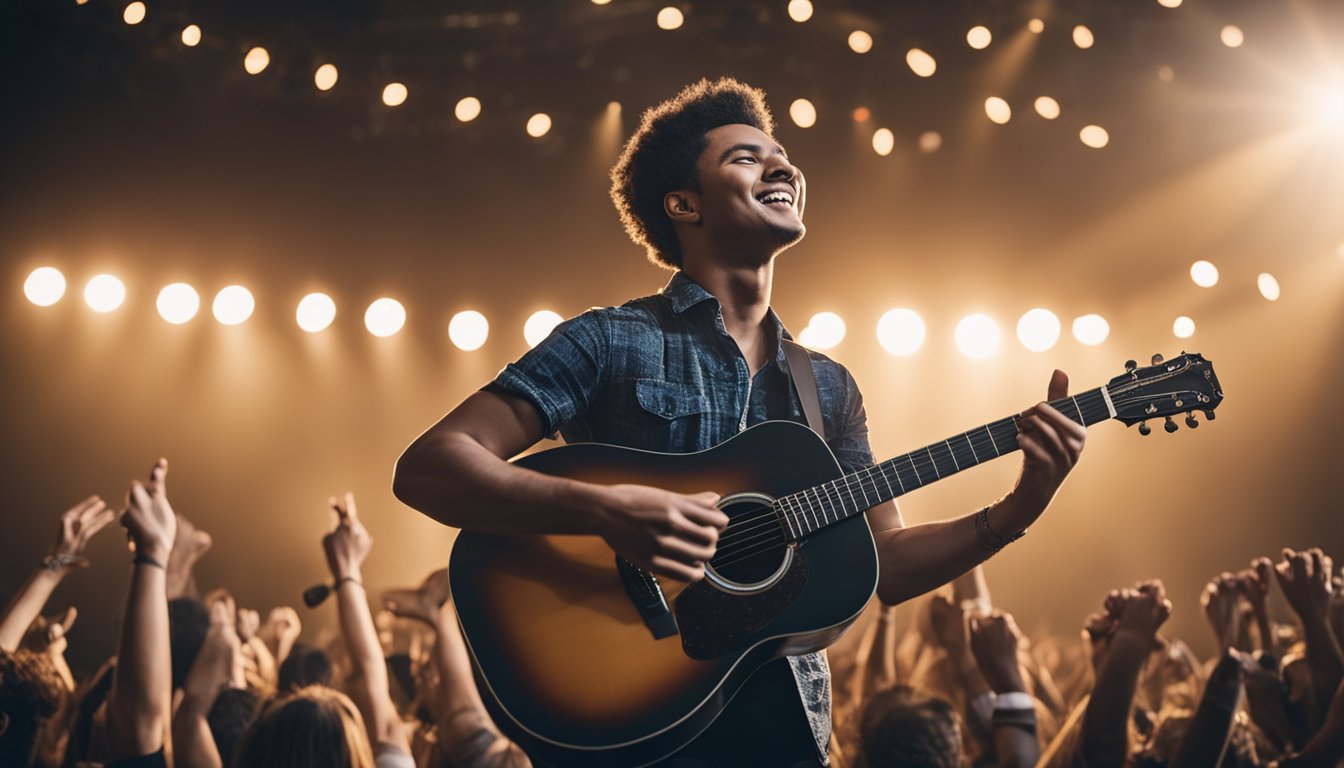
[132,552,167,571]
[992,691,1036,711]
[41,553,90,572]
[335,575,363,589]
[974,506,1024,554]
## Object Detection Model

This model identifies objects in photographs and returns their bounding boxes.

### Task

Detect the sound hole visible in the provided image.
[709,495,788,586]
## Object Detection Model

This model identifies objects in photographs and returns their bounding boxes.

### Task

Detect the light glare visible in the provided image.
[798,312,846,350]
[1073,25,1095,49]
[917,131,942,154]
[24,267,66,307]
[524,310,563,348]
[156,283,200,324]
[906,49,936,78]
[787,0,813,23]
[848,31,873,54]
[1158,0,1182,7]
[1173,316,1196,339]
[1190,260,1219,287]
[789,99,817,128]
[181,24,201,47]
[985,97,1012,125]
[967,26,992,50]
[1028,18,1044,34]
[1016,309,1061,352]
[449,310,490,351]
[1221,25,1244,48]
[455,96,482,122]
[954,314,1001,359]
[1071,314,1110,346]
[382,83,408,107]
[365,298,406,337]
[243,47,269,75]
[656,7,684,30]
[314,64,338,91]
[84,274,126,313]
[123,2,145,25]
[1080,125,1109,148]
[876,309,926,356]
[1034,96,1060,119]
[1257,273,1280,301]
[872,128,895,156]
[212,285,255,326]
[526,113,552,138]
[296,293,336,333]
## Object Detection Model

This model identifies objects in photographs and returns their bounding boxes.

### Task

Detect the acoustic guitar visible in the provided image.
[449,352,1223,766]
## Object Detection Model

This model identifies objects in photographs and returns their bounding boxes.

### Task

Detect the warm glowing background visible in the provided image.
[3,0,1343,674]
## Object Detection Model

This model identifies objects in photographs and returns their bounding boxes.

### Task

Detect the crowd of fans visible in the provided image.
[1,458,1341,767]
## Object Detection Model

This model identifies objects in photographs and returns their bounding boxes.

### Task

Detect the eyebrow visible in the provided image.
[717,142,789,164]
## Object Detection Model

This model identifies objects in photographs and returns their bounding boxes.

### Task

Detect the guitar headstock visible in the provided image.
[1107,352,1223,435]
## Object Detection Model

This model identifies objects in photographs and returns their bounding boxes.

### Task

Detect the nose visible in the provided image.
[766,155,799,181]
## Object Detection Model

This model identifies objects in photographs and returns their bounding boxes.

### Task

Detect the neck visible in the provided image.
[681,259,773,337]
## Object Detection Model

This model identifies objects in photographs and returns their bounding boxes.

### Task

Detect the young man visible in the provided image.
[393,79,1086,766]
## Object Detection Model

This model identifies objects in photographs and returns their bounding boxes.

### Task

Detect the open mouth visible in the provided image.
[755,190,795,209]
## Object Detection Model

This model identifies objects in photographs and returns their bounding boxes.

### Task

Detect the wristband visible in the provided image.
[132,552,167,570]
[41,553,90,572]
[992,691,1036,711]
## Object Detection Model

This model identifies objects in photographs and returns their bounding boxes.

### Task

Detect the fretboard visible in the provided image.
[775,387,1115,540]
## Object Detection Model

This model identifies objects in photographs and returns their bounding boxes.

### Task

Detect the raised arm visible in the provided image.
[172,597,240,768]
[1,496,114,652]
[1275,547,1344,722]
[873,370,1086,605]
[969,610,1041,768]
[393,390,727,582]
[321,492,411,758]
[104,458,178,761]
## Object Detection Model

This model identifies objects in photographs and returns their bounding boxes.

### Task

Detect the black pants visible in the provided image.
[654,659,825,768]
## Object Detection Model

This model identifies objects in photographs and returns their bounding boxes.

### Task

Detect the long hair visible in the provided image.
[231,685,374,768]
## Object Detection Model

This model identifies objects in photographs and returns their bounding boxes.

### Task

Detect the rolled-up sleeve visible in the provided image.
[486,309,608,438]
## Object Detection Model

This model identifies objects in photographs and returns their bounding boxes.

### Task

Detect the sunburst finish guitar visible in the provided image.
[449,353,1223,767]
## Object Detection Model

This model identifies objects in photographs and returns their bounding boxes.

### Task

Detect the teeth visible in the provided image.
[758,192,793,205]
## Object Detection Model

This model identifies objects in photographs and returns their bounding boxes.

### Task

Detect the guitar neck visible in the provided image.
[777,386,1116,538]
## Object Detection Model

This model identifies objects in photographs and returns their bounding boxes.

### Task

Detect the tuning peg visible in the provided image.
[1138,421,1151,436]
[1185,413,1199,429]
[1125,359,1137,372]
[1164,416,1178,433]
[1151,353,1165,365]
[1204,409,1216,421]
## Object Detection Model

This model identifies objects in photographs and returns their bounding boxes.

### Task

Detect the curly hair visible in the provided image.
[610,78,775,270]
[0,650,66,766]
[857,685,962,768]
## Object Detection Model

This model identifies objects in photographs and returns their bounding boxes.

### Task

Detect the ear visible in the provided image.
[663,191,700,225]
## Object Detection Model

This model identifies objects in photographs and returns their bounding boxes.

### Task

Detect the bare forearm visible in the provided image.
[1304,623,1344,709]
[1081,632,1149,768]
[991,725,1039,768]
[433,608,491,719]
[172,698,223,768]
[106,562,171,759]
[0,567,64,651]
[334,574,406,749]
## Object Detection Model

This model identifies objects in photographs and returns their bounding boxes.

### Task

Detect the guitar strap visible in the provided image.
[782,340,825,439]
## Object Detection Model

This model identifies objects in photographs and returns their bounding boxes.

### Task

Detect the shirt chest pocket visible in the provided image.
[634,378,712,419]
[631,378,716,451]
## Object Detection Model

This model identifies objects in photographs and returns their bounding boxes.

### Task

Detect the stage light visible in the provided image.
[296,293,336,333]
[1073,25,1094,49]
[1190,260,1219,287]
[592,0,611,4]
[1257,273,1280,301]
[85,274,126,313]
[877,308,925,356]
[24,267,66,307]
[1158,66,1175,83]
[1016,309,1061,352]
[1221,25,1244,48]
[77,0,89,5]
[382,83,408,107]
[1173,316,1195,339]
[1071,314,1109,346]
[526,113,552,138]
[852,107,870,123]
[917,131,942,153]
[181,24,201,47]
[985,97,1011,125]
[524,310,563,347]
[243,47,269,75]
[955,314,1001,359]
[1158,0,1182,7]
[1028,19,1044,34]
[212,285,255,326]
[1080,125,1109,148]
[787,0,813,23]
[156,283,199,324]
[455,96,482,122]
[123,2,145,25]
[789,99,817,128]
[967,26,991,50]
[872,128,895,156]
[798,312,845,350]
[365,298,406,337]
[314,64,338,91]
[906,49,936,78]
[1034,96,1060,120]
[848,31,873,54]
[449,310,489,351]
[657,7,684,30]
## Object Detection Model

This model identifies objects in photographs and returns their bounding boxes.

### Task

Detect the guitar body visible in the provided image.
[450,420,879,767]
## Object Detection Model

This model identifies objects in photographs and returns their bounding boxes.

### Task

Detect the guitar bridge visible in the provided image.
[616,556,679,639]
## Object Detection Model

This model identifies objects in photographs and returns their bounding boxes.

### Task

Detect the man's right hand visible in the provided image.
[595,485,727,582]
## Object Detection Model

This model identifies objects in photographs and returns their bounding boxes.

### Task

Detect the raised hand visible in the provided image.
[236,608,260,643]
[322,492,372,581]
[120,458,177,564]
[50,495,116,563]
[1274,548,1335,627]
[596,484,727,582]
[969,610,1027,693]
[927,593,971,656]
[257,606,302,665]
[1201,572,1247,651]
[383,568,451,627]
[166,514,213,599]
[1008,370,1087,520]
[1112,580,1172,640]
[185,599,241,704]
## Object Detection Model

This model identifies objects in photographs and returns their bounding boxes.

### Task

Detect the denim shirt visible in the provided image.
[488,271,876,761]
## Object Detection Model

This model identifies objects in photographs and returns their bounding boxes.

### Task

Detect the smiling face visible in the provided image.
[680,123,807,261]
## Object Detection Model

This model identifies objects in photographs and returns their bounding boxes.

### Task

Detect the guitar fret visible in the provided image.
[1070,395,1084,424]
[879,464,897,499]
[944,440,961,472]
[925,447,942,480]
[984,424,1000,456]
[780,497,798,539]
[807,487,823,530]
[906,454,923,487]
[963,432,979,464]
[857,471,874,508]
[842,479,858,516]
